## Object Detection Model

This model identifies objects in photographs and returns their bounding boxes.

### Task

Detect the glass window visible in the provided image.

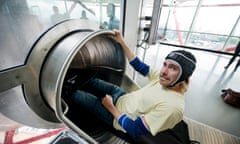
[232,16,240,37]
[26,0,121,30]
[157,0,240,53]
[194,3,239,35]
[0,0,122,71]
[159,0,199,45]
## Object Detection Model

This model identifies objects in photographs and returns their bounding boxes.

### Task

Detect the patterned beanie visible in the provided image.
[165,50,196,86]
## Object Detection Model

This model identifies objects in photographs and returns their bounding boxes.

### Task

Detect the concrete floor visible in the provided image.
[134,44,240,137]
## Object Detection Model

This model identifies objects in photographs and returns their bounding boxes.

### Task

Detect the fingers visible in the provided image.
[107,33,119,43]
[106,29,124,45]
[101,95,114,109]
[101,95,112,103]
[112,29,120,33]
[106,34,114,40]
[110,29,121,37]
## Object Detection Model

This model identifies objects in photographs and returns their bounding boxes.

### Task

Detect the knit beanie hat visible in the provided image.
[165,50,196,86]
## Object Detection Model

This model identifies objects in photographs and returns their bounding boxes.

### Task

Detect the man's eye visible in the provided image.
[170,66,178,71]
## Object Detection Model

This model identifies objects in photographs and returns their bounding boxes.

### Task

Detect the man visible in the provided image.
[72,30,197,138]
[50,6,64,24]
[107,3,120,30]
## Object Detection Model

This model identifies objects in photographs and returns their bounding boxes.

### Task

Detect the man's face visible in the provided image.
[159,60,181,86]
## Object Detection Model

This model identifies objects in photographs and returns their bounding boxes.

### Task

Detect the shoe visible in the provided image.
[221,89,240,108]
[221,89,231,98]
[221,88,231,93]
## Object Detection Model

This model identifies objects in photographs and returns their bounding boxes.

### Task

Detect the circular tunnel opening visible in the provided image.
[40,29,134,143]
[60,34,133,143]
[62,33,126,130]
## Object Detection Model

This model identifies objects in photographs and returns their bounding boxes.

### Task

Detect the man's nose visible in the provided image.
[161,67,168,74]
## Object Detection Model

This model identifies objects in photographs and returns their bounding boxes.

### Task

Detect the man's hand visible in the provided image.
[102,95,151,136]
[107,29,136,61]
[102,94,122,120]
[102,94,114,110]
[107,29,124,44]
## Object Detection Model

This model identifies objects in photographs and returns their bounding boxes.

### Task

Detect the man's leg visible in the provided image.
[80,78,127,104]
[72,90,114,126]
[72,78,127,125]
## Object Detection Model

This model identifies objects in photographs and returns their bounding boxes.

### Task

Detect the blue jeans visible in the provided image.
[72,78,127,126]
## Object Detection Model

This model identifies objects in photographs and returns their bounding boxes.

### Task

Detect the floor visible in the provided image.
[0,43,240,143]
[0,113,62,144]
[134,43,240,137]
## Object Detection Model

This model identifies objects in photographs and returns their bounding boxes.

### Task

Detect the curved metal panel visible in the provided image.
[0,19,129,143]
[0,20,100,128]
[41,30,115,112]
[40,30,127,144]
[23,20,99,123]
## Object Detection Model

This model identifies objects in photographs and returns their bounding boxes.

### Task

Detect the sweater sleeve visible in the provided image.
[129,57,150,76]
[118,114,150,137]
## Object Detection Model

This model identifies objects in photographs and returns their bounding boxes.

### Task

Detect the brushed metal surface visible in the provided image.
[0,19,130,143]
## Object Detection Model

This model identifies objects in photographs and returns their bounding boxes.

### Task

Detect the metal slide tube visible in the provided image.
[0,19,129,143]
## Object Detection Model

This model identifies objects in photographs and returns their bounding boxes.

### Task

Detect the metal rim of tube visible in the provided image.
[23,19,100,123]
[40,30,115,115]
[40,30,115,144]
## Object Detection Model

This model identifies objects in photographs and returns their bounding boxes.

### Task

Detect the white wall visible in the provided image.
[122,0,143,77]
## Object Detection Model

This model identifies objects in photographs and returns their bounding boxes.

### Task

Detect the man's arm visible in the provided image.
[102,95,151,137]
[101,95,122,119]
